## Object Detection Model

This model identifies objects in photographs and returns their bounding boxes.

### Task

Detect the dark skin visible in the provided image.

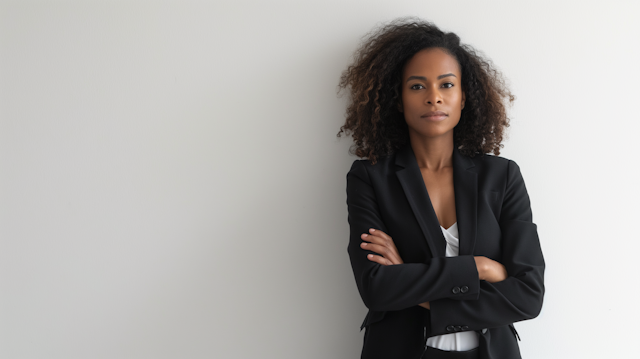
[360,48,508,310]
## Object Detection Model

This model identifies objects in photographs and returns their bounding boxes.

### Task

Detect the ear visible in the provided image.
[397,100,403,113]
[461,91,466,110]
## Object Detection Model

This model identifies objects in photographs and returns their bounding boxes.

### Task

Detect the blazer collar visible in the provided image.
[395,145,478,257]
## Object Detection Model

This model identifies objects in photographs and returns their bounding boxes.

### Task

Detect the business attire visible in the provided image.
[346,145,545,359]
[425,222,480,352]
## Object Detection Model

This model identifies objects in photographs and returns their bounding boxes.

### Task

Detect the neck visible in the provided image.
[409,131,454,170]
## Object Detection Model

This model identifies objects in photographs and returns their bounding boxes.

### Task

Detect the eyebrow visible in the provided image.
[406,73,457,82]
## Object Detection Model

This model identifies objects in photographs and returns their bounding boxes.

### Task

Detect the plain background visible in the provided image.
[1,1,639,358]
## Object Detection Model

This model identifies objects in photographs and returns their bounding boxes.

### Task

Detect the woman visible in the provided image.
[338,18,545,359]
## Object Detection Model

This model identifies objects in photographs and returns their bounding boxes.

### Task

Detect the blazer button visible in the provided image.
[446,325,455,332]
[462,325,469,330]
[460,286,469,293]
[452,287,461,294]
[455,326,463,332]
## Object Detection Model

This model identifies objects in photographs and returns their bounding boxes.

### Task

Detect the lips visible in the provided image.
[421,111,448,121]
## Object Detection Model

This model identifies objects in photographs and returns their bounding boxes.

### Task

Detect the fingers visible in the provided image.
[360,229,392,245]
[361,233,403,265]
[360,228,404,265]
[360,242,397,261]
[366,253,393,266]
[368,228,392,240]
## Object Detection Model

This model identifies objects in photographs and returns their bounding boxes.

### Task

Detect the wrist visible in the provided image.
[474,256,487,281]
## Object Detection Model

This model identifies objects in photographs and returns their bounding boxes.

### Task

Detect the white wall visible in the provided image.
[1,1,639,358]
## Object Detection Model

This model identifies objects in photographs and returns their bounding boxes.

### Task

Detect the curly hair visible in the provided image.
[337,18,514,163]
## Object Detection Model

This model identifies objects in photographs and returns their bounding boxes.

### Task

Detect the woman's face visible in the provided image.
[401,47,465,140]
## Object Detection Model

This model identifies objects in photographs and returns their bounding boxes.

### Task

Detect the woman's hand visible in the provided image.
[360,229,430,309]
[360,228,404,265]
[474,256,508,283]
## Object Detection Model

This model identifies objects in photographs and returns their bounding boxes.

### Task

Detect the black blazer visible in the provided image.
[346,145,545,359]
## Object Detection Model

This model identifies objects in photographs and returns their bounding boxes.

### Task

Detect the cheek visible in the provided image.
[401,94,420,113]
[448,93,464,112]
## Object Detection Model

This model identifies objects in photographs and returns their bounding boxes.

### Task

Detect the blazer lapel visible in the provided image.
[453,148,478,256]
[395,146,479,258]
[395,146,447,257]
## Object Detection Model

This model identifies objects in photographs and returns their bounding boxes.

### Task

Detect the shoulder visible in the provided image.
[347,153,396,179]
[469,152,514,167]
[468,153,522,171]
[465,153,526,186]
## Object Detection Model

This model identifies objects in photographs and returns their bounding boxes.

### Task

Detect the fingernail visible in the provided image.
[369,228,376,232]
[362,234,368,238]
[361,243,367,246]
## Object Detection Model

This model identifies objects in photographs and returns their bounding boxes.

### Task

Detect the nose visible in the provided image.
[424,88,443,105]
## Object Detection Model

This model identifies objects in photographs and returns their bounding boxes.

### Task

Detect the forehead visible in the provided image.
[402,48,461,78]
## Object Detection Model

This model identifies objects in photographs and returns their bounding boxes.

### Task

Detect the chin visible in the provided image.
[412,127,456,140]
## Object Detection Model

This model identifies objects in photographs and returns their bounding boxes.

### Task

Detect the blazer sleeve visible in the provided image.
[346,160,480,312]
[429,160,545,335]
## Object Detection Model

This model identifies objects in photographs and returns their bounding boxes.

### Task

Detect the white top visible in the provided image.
[425,222,480,351]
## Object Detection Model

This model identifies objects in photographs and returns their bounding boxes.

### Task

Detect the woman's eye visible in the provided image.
[410,84,424,90]
[442,82,454,88]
